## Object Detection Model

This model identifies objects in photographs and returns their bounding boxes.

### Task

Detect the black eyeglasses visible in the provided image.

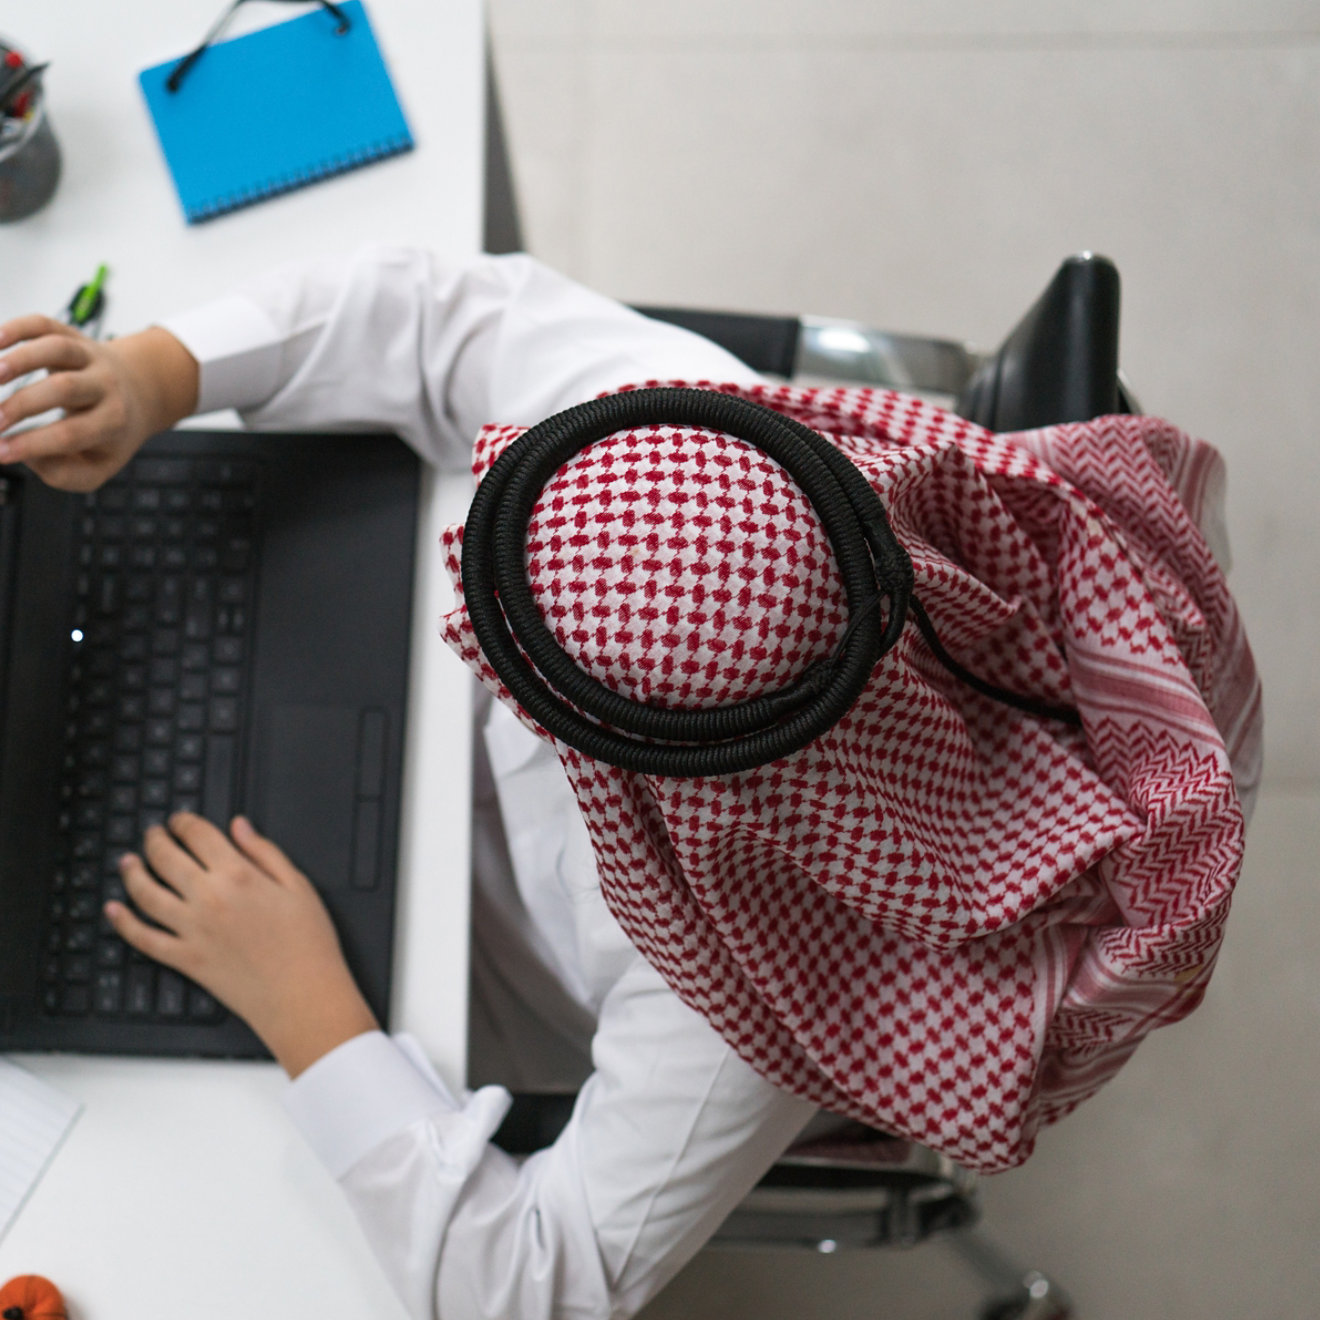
[167,0,351,93]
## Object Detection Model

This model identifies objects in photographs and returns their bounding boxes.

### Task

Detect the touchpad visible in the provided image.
[257,704,360,892]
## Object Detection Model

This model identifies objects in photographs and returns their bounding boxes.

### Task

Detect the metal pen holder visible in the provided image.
[0,39,60,222]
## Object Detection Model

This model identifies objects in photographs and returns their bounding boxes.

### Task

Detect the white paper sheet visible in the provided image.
[0,1057,82,1243]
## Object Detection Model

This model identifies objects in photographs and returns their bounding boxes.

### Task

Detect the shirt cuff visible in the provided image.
[282,1030,471,1180]
[158,295,286,416]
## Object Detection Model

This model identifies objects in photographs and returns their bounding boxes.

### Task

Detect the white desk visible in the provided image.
[0,3,482,1313]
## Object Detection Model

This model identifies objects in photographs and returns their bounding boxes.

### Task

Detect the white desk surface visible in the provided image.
[0,2,483,1313]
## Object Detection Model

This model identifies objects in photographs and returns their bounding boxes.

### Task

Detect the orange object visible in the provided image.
[0,1275,67,1320]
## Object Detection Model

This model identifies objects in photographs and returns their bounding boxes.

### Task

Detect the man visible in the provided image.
[0,247,1262,1319]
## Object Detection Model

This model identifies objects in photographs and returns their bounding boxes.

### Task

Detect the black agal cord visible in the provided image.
[462,388,1078,777]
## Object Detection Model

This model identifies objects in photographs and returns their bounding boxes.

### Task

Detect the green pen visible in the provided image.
[70,263,109,327]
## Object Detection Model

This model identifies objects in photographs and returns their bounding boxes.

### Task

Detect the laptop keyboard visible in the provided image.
[40,456,258,1023]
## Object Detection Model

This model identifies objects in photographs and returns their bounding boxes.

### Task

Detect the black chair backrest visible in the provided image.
[636,252,1124,433]
[955,253,1122,431]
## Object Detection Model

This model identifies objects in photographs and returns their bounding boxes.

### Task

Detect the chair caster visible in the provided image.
[978,1270,1073,1320]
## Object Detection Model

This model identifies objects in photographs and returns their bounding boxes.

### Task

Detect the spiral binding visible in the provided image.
[186,130,413,223]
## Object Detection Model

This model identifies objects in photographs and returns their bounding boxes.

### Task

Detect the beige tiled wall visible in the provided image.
[486,5,1319,1318]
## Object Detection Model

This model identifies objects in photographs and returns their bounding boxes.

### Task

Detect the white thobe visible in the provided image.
[160,246,819,1320]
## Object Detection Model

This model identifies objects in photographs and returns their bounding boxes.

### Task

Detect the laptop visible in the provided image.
[0,429,420,1057]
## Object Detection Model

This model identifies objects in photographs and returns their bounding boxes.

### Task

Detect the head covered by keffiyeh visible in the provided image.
[440,380,1263,1173]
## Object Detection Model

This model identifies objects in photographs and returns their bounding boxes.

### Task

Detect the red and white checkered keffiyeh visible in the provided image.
[440,380,1262,1172]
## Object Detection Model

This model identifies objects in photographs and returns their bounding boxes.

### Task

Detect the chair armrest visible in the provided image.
[634,305,981,394]
[630,306,802,377]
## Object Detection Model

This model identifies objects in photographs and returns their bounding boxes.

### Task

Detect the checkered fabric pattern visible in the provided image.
[440,381,1262,1172]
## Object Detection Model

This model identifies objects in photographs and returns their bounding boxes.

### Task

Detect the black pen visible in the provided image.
[0,60,49,116]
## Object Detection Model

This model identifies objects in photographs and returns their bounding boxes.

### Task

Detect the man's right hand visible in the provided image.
[0,319,199,492]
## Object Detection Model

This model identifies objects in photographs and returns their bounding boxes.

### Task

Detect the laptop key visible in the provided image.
[184,602,212,641]
[159,574,184,609]
[80,739,111,768]
[68,893,100,922]
[118,693,146,722]
[157,970,186,1018]
[220,538,253,572]
[135,458,192,485]
[182,642,209,671]
[204,735,235,826]
[65,924,95,953]
[96,938,127,968]
[73,805,103,834]
[212,667,241,695]
[142,780,170,809]
[61,985,91,1016]
[64,954,92,983]
[126,964,155,1015]
[188,986,224,1022]
[106,815,137,845]
[94,969,124,1014]
[210,697,238,733]
[180,672,208,702]
[146,719,173,746]
[84,708,114,738]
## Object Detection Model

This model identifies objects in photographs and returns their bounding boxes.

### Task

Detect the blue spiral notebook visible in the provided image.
[139,0,413,224]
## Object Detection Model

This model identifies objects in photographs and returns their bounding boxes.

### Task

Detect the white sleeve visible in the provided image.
[284,972,816,1320]
[158,245,762,472]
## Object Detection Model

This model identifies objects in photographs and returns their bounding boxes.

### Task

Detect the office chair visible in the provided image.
[489,253,1134,1320]
[635,250,1134,430]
